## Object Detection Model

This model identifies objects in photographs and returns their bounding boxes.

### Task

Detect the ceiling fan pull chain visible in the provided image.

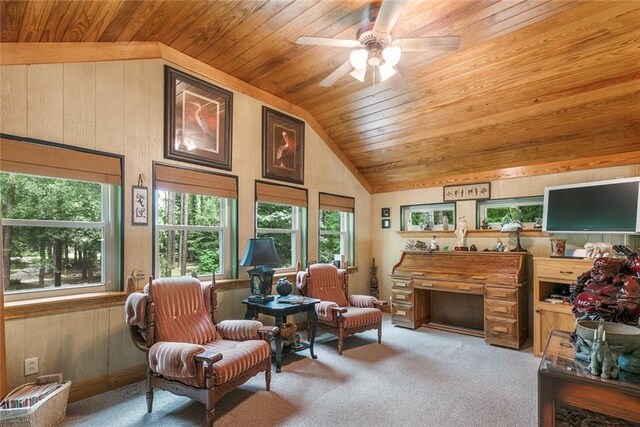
[372,65,376,97]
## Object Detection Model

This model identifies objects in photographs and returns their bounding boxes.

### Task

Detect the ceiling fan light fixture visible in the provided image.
[379,63,397,81]
[349,49,369,69]
[350,67,367,82]
[382,45,401,67]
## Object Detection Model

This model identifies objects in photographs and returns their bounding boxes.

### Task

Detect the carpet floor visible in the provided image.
[63,315,540,426]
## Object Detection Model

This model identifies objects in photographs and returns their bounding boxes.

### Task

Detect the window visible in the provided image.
[319,193,355,266]
[477,197,544,229]
[0,137,122,299]
[154,164,237,280]
[401,203,455,231]
[255,182,307,270]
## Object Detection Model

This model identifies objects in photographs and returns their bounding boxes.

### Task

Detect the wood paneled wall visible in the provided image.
[371,165,640,334]
[0,58,371,392]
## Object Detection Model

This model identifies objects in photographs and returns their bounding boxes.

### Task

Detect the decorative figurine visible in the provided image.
[588,325,619,379]
[533,217,543,228]
[429,236,439,252]
[455,216,468,249]
[370,258,379,299]
[442,215,449,230]
[480,218,491,230]
[469,244,477,252]
[584,242,614,259]
[422,212,434,231]
[493,238,506,252]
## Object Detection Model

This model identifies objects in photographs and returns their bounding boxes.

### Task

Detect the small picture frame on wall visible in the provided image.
[443,182,491,201]
[132,185,148,226]
[381,207,390,218]
[382,219,391,229]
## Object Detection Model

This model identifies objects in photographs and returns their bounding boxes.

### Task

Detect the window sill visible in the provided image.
[4,292,128,320]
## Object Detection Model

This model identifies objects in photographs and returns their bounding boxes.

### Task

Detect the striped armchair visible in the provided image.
[125,276,278,426]
[296,263,386,355]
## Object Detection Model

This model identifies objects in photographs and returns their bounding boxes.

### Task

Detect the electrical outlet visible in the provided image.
[24,357,38,376]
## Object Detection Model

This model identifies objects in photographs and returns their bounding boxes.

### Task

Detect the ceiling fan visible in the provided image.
[296,0,461,87]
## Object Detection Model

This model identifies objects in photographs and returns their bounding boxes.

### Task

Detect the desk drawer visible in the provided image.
[392,289,413,303]
[485,299,517,319]
[416,281,484,295]
[536,259,591,282]
[485,317,518,344]
[485,286,518,302]
[392,279,414,290]
[391,301,414,318]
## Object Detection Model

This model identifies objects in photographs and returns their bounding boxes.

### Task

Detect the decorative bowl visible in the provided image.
[576,320,640,354]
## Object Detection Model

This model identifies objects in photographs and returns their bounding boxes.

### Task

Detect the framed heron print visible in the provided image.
[164,66,233,170]
[262,106,305,185]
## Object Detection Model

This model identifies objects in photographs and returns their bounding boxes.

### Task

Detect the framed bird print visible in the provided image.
[164,66,233,170]
[262,106,305,184]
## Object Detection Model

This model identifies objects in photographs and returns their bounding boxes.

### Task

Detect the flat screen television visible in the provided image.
[543,177,640,234]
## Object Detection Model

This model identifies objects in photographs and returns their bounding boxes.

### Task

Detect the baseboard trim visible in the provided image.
[68,364,146,403]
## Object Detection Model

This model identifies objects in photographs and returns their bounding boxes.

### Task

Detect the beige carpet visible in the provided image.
[63,315,540,426]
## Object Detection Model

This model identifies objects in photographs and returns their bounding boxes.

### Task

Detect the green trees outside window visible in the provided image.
[155,190,230,278]
[319,210,353,265]
[477,197,544,228]
[0,172,117,293]
[256,202,300,269]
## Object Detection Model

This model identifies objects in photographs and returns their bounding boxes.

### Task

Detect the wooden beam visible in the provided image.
[0,42,372,193]
[371,150,640,193]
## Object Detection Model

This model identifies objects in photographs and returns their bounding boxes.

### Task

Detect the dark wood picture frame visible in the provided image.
[381,207,390,218]
[382,219,391,229]
[164,66,233,170]
[443,182,491,201]
[262,106,305,185]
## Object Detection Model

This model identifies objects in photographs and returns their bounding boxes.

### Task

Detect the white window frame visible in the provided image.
[154,192,232,280]
[3,183,118,302]
[319,210,351,264]
[401,202,455,231]
[477,196,544,228]
[256,202,301,271]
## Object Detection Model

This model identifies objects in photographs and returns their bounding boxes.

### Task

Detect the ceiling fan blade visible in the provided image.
[319,60,353,87]
[296,36,361,48]
[397,36,461,52]
[373,0,408,34]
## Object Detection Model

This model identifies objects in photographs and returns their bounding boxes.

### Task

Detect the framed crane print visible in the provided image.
[262,106,305,185]
[164,66,233,170]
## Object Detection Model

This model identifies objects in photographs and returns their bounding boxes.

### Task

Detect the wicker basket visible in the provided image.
[0,381,71,427]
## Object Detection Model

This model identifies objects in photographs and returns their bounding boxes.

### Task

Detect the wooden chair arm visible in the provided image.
[128,325,150,353]
[195,349,223,365]
[331,307,348,318]
[258,325,280,342]
[374,300,388,308]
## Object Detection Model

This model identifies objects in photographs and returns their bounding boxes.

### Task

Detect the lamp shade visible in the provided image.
[349,49,369,70]
[382,45,401,67]
[240,238,282,267]
[379,63,397,81]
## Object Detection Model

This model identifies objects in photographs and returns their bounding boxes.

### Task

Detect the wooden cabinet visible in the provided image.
[533,257,593,356]
[390,251,528,349]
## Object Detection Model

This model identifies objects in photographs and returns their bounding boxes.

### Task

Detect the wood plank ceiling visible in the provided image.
[2,0,639,193]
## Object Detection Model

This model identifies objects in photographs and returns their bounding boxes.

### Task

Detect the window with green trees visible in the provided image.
[0,172,120,295]
[477,196,544,228]
[155,190,233,279]
[401,203,455,231]
[256,202,302,269]
[319,210,354,265]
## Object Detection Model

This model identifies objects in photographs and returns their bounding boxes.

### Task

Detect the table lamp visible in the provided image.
[501,223,526,252]
[240,237,282,302]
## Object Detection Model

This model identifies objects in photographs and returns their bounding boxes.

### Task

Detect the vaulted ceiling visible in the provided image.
[1,0,639,193]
